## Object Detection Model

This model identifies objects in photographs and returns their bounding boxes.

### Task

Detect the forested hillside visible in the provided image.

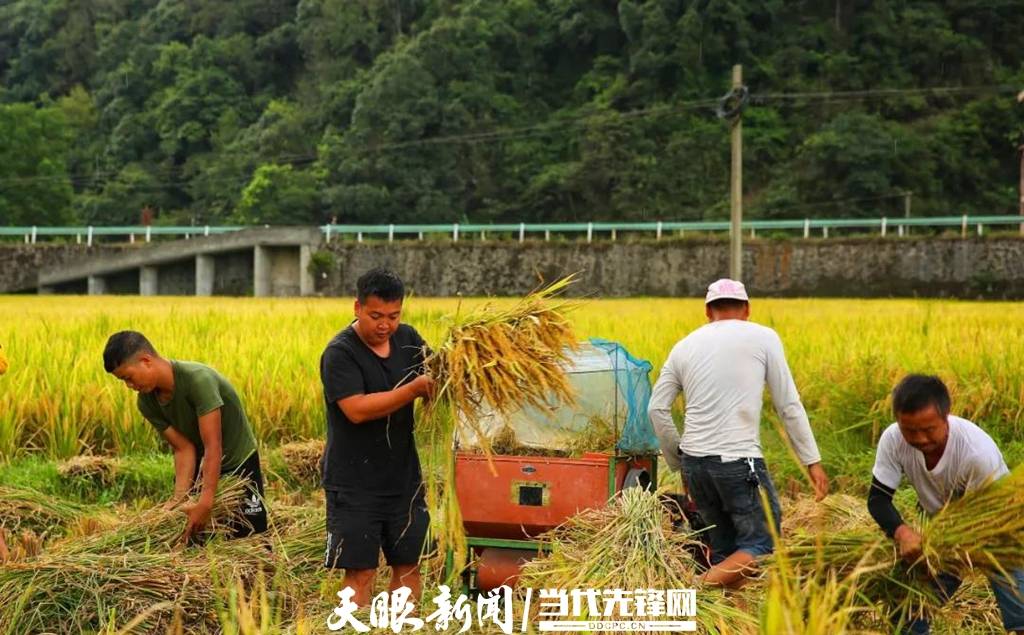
[1,0,1022,226]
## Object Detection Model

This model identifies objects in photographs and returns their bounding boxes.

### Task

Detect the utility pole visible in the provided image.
[729,65,744,281]
[1017,90,1023,234]
[904,191,912,236]
[1019,144,1023,235]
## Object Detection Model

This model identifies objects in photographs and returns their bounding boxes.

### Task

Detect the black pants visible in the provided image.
[193,450,269,538]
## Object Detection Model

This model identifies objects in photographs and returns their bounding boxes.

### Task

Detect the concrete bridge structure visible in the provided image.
[36,227,320,297]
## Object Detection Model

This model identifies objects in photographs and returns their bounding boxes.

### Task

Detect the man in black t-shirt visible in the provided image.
[320,268,434,607]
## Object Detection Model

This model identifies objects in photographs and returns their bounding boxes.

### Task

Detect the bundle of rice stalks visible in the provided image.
[920,464,1024,579]
[267,504,325,570]
[778,502,973,629]
[0,478,260,633]
[565,414,617,456]
[0,485,88,535]
[779,465,1024,630]
[761,550,881,634]
[59,475,251,554]
[273,438,324,489]
[2,529,43,561]
[933,574,1004,634]
[57,454,119,487]
[0,551,225,632]
[518,487,754,633]
[781,493,871,536]
[422,274,580,445]
[2,540,281,634]
[762,491,890,634]
[783,528,890,573]
[783,530,938,601]
[420,276,580,582]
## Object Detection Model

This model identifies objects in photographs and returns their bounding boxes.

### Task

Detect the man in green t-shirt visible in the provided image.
[103,330,267,540]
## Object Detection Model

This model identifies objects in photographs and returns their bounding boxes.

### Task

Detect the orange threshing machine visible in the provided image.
[446,339,662,592]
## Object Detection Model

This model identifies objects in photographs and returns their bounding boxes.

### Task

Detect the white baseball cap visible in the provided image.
[705,278,749,304]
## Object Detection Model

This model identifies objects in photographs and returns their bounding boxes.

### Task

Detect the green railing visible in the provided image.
[1,215,1021,244]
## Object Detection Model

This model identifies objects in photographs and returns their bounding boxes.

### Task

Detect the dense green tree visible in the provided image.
[234,163,321,224]
[0,102,73,225]
[1,0,1023,226]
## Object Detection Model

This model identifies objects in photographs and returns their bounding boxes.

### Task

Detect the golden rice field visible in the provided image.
[2,294,1023,634]
[2,295,1024,474]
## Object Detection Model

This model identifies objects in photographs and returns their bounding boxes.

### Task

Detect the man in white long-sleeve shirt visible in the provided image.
[648,278,829,588]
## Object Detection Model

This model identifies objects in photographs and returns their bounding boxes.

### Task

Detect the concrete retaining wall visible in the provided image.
[6,236,1024,298]
[318,237,1024,299]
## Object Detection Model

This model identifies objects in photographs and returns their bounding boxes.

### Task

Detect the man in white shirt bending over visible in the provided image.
[868,374,1024,634]
[648,278,829,588]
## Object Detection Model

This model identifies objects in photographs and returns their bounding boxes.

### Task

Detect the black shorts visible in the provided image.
[324,489,430,570]
[196,450,269,538]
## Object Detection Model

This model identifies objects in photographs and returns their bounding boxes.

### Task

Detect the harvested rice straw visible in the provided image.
[0,485,88,535]
[921,463,1024,579]
[51,475,251,554]
[266,503,326,569]
[934,574,1004,634]
[0,478,264,633]
[762,549,887,634]
[782,528,889,572]
[781,493,873,536]
[422,446,468,587]
[422,274,581,454]
[763,488,889,634]
[57,454,119,486]
[519,487,754,633]
[0,541,278,633]
[565,414,617,456]
[780,508,950,628]
[777,464,1024,628]
[275,438,325,488]
[0,551,221,632]
[4,529,43,561]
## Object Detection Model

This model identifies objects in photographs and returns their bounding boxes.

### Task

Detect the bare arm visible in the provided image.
[162,426,198,505]
[338,375,433,424]
[195,409,222,508]
[181,409,222,541]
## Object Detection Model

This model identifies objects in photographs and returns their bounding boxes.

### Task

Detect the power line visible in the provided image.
[0,84,1016,190]
[365,99,721,152]
[752,84,1016,102]
[0,99,720,188]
